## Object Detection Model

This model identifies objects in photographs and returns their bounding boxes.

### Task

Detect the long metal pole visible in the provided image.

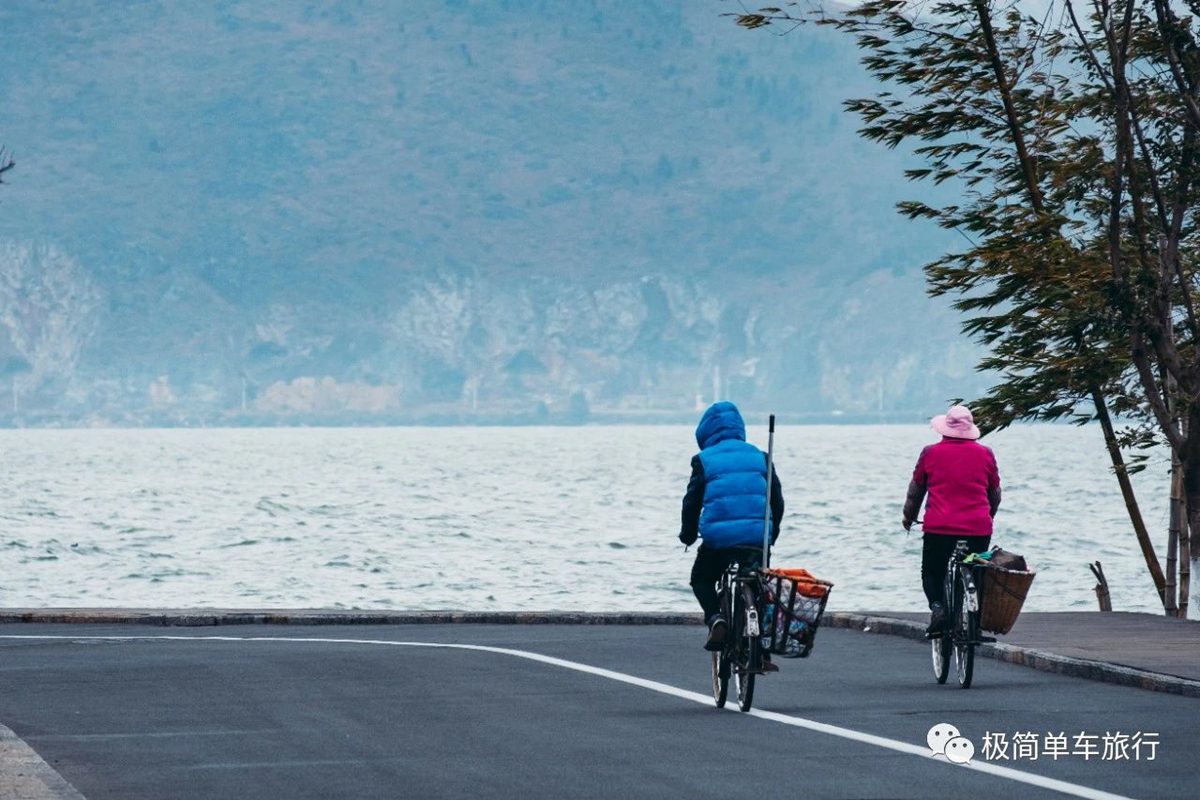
[762,413,776,569]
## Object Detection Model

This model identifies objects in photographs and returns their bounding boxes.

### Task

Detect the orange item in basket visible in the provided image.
[763,567,831,598]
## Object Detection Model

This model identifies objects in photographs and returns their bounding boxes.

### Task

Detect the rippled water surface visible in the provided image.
[0,425,1181,612]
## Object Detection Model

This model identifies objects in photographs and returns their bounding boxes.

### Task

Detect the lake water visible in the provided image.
[0,425,1186,614]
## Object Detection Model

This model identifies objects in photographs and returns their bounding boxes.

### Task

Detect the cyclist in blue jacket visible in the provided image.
[680,401,784,652]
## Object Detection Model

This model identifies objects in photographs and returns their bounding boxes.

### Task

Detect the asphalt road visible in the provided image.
[0,624,1194,799]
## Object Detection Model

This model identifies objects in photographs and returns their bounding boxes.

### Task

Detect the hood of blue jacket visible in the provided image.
[695,401,746,450]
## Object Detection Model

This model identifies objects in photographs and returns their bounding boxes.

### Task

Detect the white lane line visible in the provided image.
[177,758,378,771]
[28,729,285,741]
[0,635,1127,800]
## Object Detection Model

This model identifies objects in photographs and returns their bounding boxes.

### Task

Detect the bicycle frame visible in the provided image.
[945,542,990,644]
[711,548,769,711]
[718,565,763,657]
[931,540,996,688]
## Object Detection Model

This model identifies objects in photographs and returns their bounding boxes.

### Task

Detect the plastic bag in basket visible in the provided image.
[770,568,830,597]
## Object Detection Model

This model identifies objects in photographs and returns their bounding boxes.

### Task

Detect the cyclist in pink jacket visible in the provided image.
[902,405,1001,633]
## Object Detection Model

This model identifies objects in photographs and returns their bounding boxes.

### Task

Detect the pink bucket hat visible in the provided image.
[932,404,980,440]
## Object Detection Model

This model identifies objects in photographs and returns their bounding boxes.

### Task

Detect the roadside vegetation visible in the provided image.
[729,0,1200,616]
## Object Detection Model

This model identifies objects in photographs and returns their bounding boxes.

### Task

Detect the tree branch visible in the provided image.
[0,148,14,184]
[1151,0,1200,131]
[972,0,1046,215]
[1132,327,1185,453]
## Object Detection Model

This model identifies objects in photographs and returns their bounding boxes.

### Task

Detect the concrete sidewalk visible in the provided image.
[856,611,1200,682]
[825,611,1200,696]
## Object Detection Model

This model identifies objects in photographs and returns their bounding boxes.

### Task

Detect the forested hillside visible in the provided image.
[0,0,980,424]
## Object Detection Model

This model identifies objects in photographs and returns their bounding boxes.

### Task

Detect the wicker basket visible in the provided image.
[978,565,1036,634]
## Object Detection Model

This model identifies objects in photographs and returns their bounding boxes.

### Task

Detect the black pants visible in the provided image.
[921,534,990,606]
[690,545,762,624]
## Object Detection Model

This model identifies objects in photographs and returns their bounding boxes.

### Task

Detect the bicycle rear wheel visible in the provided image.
[733,585,756,712]
[735,641,756,712]
[711,651,729,708]
[954,569,976,689]
[932,556,953,684]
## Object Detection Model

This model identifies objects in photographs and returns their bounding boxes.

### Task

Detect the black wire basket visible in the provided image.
[760,569,834,658]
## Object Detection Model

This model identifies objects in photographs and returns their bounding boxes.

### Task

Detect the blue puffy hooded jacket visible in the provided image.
[681,401,781,549]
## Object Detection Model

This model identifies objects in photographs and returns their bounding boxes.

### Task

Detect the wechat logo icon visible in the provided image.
[928,723,974,765]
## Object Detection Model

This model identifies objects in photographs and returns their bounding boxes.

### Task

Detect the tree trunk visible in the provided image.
[1179,493,1190,618]
[1182,407,1200,618]
[1192,504,1200,617]
[1167,372,1184,615]
[1168,453,1181,616]
[1191,551,1200,617]
[1090,561,1113,611]
[1092,388,1167,605]
[1185,484,1200,618]
[971,0,1045,215]
[1180,414,1193,617]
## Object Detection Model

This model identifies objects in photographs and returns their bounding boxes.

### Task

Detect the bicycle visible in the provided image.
[710,546,769,712]
[929,539,996,689]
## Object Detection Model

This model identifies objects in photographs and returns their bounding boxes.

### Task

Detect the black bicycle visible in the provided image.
[710,546,769,712]
[930,540,995,688]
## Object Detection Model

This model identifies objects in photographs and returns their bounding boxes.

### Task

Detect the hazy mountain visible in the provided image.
[0,0,983,424]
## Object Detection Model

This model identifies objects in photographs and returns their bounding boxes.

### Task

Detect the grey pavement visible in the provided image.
[4,609,1198,683]
[0,624,1195,799]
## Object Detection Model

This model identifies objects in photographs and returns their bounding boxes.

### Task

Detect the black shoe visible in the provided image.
[760,656,780,673]
[704,618,728,651]
[927,602,946,633]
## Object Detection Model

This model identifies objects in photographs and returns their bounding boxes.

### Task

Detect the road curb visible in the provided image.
[0,609,704,627]
[824,612,1200,699]
[4,608,1199,698]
